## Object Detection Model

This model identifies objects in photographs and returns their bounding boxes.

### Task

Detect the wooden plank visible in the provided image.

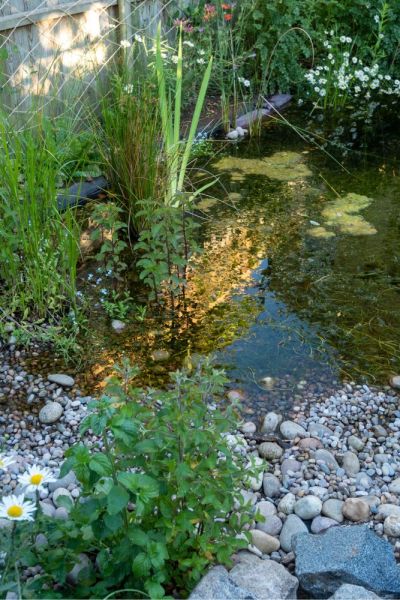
[0,0,119,32]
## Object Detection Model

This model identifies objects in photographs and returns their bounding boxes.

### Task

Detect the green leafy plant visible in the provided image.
[102,290,134,321]
[24,361,255,598]
[89,203,128,280]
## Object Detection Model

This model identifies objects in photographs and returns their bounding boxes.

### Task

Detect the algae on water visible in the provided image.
[214,151,312,182]
[308,193,377,238]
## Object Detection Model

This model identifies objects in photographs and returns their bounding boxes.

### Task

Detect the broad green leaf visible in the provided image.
[107,484,129,515]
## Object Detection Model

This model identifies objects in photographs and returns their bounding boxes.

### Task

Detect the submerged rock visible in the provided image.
[293,524,400,598]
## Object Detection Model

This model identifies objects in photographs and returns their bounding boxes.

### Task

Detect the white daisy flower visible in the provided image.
[0,495,36,521]
[120,40,131,49]
[0,454,15,471]
[134,33,143,43]
[19,465,56,493]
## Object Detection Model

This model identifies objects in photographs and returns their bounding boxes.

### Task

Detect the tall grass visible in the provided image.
[0,114,81,320]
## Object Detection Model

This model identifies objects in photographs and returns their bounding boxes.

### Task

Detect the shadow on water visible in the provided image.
[33,115,400,414]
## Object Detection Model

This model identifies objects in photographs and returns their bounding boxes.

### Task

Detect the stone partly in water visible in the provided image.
[229,553,299,600]
[189,566,257,600]
[151,349,170,362]
[38,402,63,424]
[47,373,75,387]
[111,319,126,332]
[389,375,400,390]
[293,524,400,598]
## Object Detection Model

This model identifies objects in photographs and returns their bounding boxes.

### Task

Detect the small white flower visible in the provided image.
[100,288,108,296]
[123,84,134,94]
[134,33,143,43]
[242,79,250,87]
[297,98,304,106]
[374,14,380,23]
[328,53,333,60]
[183,40,194,48]
[319,89,326,97]
[120,40,131,49]
[171,55,179,64]
[198,49,206,56]
[352,57,358,64]
[0,454,15,471]
[330,30,334,36]
[340,36,346,43]
[196,58,205,65]
[0,495,36,521]
[346,37,352,43]
[19,465,56,493]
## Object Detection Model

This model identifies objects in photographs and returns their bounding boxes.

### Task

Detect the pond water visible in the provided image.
[41,116,400,415]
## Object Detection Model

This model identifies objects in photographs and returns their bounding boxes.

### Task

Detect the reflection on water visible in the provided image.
[32,119,400,412]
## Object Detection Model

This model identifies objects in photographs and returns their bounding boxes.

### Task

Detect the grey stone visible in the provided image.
[343,452,360,476]
[39,501,56,518]
[239,421,257,435]
[389,375,400,390]
[39,402,63,424]
[281,458,301,477]
[299,437,323,450]
[348,436,364,452]
[48,471,77,492]
[52,487,73,507]
[151,349,170,362]
[67,554,92,585]
[383,515,400,537]
[330,584,380,599]
[263,474,281,498]
[308,422,333,438]
[311,516,339,534]
[315,449,339,470]
[256,514,283,536]
[189,566,257,600]
[294,496,322,520]
[111,319,125,332]
[230,555,298,599]
[249,529,280,554]
[377,504,400,520]
[342,498,370,522]
[278,493,296,515]
[254,500,277,519]
[47,373,75,387]
[388,477,400,494]
[293,524,400,598]
[258,442,283,460]
[280,420,306,440]
[261,412,282,434]
[280,514,308,552]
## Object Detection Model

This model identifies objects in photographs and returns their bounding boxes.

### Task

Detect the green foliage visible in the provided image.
[89,203,128,280]
[0,114,81,322]
[102,290,136,321]
[26,362,254,598]
[135,200,200,308]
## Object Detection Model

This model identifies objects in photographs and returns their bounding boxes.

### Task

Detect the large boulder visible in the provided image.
[293,524,400,598]
[189,566,256,599]
[230,554,298,599]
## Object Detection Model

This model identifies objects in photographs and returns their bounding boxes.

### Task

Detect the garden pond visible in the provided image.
[37,117,400,415]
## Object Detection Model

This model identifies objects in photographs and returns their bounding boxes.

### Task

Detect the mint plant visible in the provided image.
[27,361,254,598]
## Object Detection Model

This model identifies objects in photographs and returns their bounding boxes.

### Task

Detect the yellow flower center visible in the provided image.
[0,460,4,468]
[7,505,23,518]
[30,474,43,486]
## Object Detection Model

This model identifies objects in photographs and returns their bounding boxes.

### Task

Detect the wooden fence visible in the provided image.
[0,0,177,116]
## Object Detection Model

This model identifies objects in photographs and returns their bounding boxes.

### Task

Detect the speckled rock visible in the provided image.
[329,584,380,599]
[38,402,63,424]
[280,514,308,552]
[189,566,257,600]
[230,554,299,599]
[280,421,306,440]
[261,412,282,433]
[47,373,75,387]
[342,498,370,522]
[294,496,322,520]
[293,525,400,598]
[383,515,400,537]
[258,441,283,460]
